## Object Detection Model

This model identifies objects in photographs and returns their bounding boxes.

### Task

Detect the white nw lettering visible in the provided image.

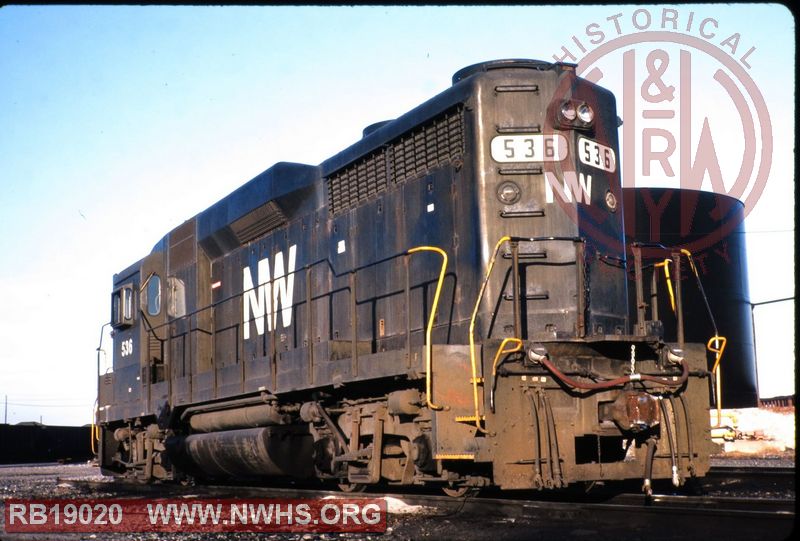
[242,245,297,339]
[544,171,593,204]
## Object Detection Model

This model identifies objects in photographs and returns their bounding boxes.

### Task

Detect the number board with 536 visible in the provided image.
[578,137,616,173]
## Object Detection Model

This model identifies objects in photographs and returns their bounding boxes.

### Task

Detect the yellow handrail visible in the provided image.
[655,259,675,312]
[407,246,449,411]
[708,335,727,374]
[91,400,99,456]
[708,335,727,427]
[491,338,524,382]
[467,236,511,433]
[680,248,727,426]
[490,337,523,413]
[680,248,699,276]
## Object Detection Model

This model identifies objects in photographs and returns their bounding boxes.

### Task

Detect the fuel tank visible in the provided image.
[167,425,314,479]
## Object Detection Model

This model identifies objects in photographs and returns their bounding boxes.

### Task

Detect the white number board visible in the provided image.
[490,134,568,163]
[578,137,616,173]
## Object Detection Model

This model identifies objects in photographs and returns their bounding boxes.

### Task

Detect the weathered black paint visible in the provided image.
[99,60,716,490]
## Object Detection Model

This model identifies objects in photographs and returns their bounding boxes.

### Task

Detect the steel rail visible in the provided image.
[57,477,795,515]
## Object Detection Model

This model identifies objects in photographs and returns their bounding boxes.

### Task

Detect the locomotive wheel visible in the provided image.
[337,482,366,493]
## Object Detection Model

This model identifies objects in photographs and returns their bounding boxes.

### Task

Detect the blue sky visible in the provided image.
[0,5,794,425]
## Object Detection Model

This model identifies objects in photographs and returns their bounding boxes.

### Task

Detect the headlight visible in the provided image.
[557,100,594,129]
[577,102,594,123]
[560,101,577,121]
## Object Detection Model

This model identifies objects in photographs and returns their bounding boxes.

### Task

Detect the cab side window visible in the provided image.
[147,275,161,316]
[168,276,186,319]
[111,284,135,328]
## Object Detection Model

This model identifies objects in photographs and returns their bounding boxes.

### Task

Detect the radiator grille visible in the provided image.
[230,201,286,245]
[327,106,464,214]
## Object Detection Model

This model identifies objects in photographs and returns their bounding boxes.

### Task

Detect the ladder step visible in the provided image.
[434,453,475,460]
[455,415,485,422]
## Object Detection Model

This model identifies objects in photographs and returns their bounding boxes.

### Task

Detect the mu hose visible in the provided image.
[537,354,689,390]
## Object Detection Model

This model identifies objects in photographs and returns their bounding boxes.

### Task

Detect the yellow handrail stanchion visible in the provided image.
[491,338,524,384]
[680,247,727,427]
[465,236,511,433]
[680,248,698,276]
[707,335,727,427]
[407,246,449,411]
[490,337,523,413]
[91,400,99,456]
[655,259,675,312]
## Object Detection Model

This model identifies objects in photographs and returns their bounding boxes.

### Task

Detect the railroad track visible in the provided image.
[703,464,795,496]
[4,462,792,540]
[57,467,796,509]
[706,464,796,479]
[56,473,794,539]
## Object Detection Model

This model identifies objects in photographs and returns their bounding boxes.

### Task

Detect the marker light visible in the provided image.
[605,190,618,212]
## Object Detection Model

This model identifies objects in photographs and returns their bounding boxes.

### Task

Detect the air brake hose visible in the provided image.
[659,399,680,487]
[539,392,556,489]
[667,396,683,477]
[542,392,563,487]
[535,352,689,390]
[525,391,544,490]
[643,437,657,497]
